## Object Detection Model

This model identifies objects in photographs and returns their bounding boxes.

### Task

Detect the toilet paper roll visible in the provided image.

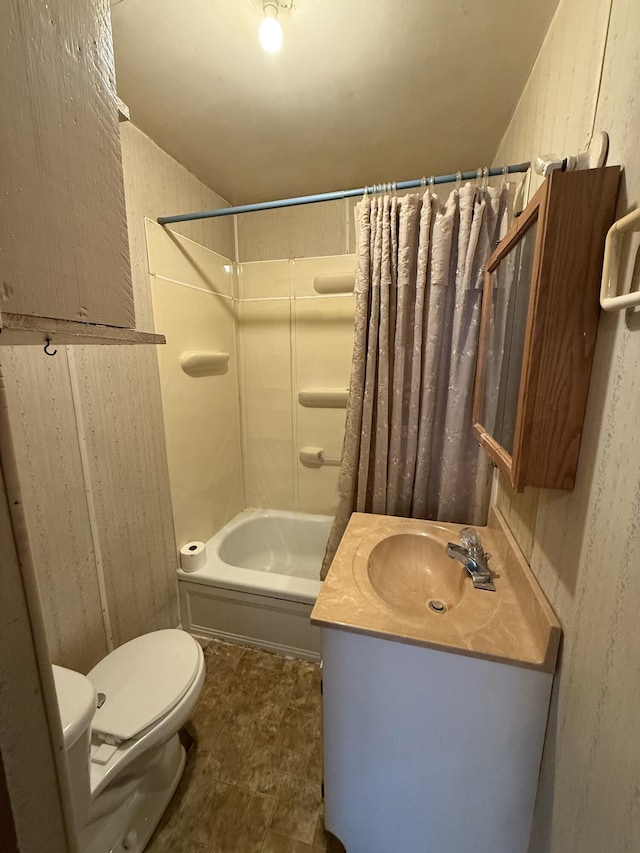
[179,541,207,572]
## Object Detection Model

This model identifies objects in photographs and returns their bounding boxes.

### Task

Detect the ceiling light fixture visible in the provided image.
[259,2,283,53]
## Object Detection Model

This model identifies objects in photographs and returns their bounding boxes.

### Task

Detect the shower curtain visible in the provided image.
[321,183,509,579]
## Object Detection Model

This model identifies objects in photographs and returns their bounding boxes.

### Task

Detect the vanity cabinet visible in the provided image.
[313,510,561,853]
[0,0,161,346]
[473,167,620,490]
[320,627,553,853]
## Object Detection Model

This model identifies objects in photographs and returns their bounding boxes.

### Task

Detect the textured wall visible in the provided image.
[2,0,134,330]
[120,123,235,329]
[492,0,640,850]
[237,199,351,262]
[1,348,107,672]
[494,0,611,199]
[2,124,233,672]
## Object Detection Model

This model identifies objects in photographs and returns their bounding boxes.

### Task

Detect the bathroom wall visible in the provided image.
[237,200,352,261]
[1,123,233,673]
[238,256,356,515]
[120,123,235,328]
[146,222,243,547]
[490,0,640,849]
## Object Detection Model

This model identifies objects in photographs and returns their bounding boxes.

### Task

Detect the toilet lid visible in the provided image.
[87,629,201,742]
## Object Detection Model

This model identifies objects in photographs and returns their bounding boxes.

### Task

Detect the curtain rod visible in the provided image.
[157,162,531,225]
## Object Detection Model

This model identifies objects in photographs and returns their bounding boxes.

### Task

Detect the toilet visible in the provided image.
[52,628,205,853]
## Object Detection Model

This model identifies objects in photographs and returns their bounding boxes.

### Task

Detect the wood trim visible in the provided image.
[473,423,514,481]
[484,180,547,274]
[116,96,130,122]
[0,313,165,346]
[473,183,547,490]
[471,269,492,431]
[510,185,549,490]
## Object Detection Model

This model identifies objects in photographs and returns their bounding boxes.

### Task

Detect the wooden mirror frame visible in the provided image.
[472,167,620,492]
[473,181,547,490]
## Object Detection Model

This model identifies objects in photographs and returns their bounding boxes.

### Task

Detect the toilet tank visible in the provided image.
[52,665,97,830]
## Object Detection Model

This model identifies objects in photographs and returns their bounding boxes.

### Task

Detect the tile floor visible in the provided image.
[147,640,344,853]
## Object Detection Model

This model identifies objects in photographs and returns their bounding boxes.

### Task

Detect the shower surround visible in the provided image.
[147,220,355,650]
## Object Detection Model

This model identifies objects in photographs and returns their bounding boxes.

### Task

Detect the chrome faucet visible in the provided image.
[446,527,495,591]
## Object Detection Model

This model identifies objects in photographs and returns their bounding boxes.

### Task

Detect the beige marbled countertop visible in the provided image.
[311,507,561,673]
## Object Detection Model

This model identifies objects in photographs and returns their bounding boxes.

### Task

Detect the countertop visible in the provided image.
[311,507,561,673]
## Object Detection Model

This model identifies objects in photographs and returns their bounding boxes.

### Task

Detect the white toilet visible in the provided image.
[52,628,205,853]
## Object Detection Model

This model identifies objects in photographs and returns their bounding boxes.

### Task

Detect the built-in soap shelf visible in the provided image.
[313,273,355,295]
[298,388,349,409]
[299,447,341,467]
[180,351,229,376]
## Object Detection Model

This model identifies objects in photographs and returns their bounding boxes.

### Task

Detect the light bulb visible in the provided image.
[259,7,282,53]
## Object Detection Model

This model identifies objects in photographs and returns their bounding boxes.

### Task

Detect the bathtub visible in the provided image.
[177,509,332,660]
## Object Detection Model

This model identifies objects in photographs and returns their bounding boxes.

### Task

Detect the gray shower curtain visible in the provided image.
[321,183,509,579]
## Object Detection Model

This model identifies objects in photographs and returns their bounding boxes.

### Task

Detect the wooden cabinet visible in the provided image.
[0,0,161,346]
[473,167,620,491]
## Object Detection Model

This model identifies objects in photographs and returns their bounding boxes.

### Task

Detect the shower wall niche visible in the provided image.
[146,219,355,549]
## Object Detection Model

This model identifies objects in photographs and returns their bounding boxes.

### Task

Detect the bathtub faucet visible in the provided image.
[446,527,495,592]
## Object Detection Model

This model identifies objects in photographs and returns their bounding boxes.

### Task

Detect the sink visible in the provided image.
[367,532,466,615]
[313,511,561,672]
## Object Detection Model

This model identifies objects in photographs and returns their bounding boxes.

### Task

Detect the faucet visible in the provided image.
[446,527,495,591]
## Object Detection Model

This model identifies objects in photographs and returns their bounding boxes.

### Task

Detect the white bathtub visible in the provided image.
[177,509,332,659]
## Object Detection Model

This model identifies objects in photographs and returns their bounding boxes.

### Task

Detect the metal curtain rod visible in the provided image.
[157,162,531,225]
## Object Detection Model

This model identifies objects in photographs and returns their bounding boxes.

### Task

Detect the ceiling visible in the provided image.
[111,0,559,205]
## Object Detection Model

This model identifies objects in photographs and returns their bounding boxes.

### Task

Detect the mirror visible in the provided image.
[477,220,537,455]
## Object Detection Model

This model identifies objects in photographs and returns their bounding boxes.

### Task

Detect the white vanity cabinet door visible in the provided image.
[1,0,134,330]
[321,627,553,853]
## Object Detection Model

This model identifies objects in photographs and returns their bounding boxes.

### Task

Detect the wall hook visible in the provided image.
[44,337,57,357]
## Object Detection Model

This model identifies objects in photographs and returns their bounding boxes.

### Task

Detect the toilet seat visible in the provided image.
[87,631,205,799]
[88,629,201,744]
